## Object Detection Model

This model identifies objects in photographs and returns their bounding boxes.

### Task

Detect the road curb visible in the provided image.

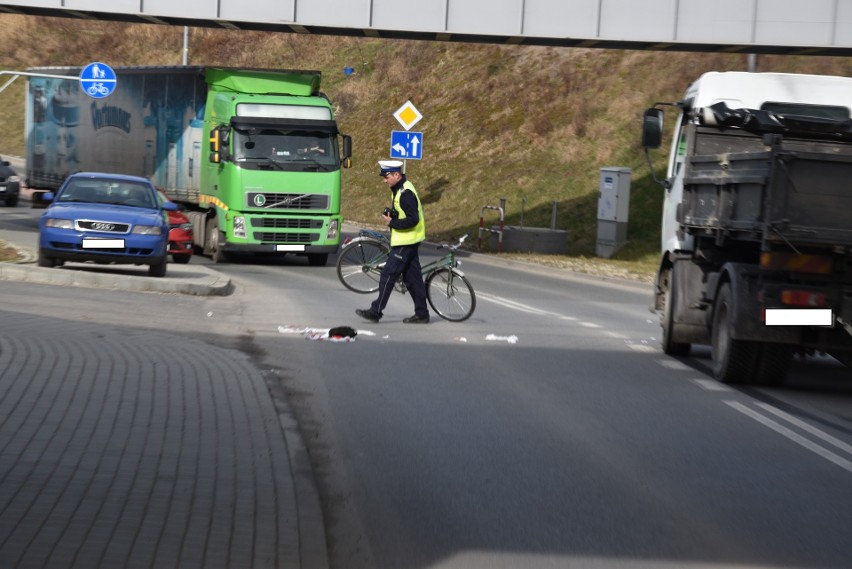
[0,257,234,296]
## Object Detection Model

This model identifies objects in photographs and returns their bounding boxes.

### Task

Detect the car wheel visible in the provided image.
[6,195,17,207]
[149,259,167,278]
[172,254,191,264]
[37,249,56,267]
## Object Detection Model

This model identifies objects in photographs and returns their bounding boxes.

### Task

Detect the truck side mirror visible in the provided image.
[341,135,352,169]
[642,108,664,149]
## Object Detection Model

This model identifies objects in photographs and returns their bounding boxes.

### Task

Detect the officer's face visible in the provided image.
[382,172,400,186]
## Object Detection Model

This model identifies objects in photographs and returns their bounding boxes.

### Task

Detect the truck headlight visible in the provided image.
[233,216,246,238]
[132,225,162,235]
[326,219,338,240]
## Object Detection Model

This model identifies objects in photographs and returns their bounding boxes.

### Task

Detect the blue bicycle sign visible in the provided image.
[79,62,116,99]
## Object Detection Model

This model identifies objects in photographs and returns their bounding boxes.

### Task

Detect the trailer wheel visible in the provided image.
[711,283,757,383]
[661,268,690,356]
[205,217,229,264]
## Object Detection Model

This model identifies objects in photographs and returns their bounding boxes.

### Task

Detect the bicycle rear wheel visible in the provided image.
[336,239,389,293]
[425,268,476,322]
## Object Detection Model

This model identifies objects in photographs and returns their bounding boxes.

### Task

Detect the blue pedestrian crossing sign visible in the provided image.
[390,131,423,160]
[79,62,117,99]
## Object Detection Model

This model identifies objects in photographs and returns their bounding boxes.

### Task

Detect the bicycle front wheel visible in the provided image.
[425,268,476,322]
[336,239,389,293]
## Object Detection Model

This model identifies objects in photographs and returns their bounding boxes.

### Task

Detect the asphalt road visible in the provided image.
[220,249,852,569]
[3,203,852,569]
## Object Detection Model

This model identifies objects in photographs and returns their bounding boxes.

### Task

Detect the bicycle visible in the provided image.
[336,230,476,322]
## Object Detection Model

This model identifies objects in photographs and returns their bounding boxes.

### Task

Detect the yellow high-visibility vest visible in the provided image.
[391,181,426,246]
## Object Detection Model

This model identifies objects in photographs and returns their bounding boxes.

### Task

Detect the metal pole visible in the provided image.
[182,26,189,65]
[0,71,80,95]
[748,53,757,72]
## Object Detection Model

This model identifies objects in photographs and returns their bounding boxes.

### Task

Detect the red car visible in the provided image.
[158,191,193,264]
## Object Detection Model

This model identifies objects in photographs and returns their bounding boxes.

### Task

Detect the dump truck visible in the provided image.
[25,66,352,265]
[642,71,852,384]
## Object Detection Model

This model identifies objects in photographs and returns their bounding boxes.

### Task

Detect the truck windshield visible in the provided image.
[761,102,850,121]
[232,129,338,172]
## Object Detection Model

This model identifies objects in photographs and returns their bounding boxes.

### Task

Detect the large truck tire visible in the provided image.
[661,267,690,356]
[752,343,792,386]
[307,253,328,267]
[205,217,229,264]
[711,283,758,383]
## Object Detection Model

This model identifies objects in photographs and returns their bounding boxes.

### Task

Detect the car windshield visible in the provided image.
[58,180,157,209]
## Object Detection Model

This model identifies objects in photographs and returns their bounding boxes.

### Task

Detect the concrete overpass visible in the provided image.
[0,0,850,55]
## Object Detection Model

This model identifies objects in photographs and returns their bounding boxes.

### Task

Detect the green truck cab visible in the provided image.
[25,66,351,265]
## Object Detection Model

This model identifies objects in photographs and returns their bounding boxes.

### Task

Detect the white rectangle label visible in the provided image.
[275,245,306,252]
[83,239,125,249]
[765,309,833,326]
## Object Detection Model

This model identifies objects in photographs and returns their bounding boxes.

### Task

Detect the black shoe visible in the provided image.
[355,308,381,322]
[403,314,430,324]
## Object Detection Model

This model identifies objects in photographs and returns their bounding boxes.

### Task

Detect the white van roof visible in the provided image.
[686,72,852,111]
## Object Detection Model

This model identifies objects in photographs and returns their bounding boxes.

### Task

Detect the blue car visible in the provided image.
[38,172,177,277]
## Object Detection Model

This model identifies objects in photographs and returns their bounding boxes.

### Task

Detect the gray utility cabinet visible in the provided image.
[596,167,631,258]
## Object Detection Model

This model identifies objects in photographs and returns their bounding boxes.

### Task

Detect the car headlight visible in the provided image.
[132,225,162,235]
[7,175,20,183]
[44,218,74,229]
[233,216,246,238]
[179,222,193,231]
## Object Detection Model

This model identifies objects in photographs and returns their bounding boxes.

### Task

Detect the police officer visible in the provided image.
[355,160,430,324]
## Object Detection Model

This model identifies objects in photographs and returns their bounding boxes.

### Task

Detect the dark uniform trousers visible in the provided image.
[370,243,429,318]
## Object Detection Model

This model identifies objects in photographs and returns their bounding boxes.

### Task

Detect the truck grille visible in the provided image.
[250,218,322,229]
[253,232,318,244]
[246,192,329,211]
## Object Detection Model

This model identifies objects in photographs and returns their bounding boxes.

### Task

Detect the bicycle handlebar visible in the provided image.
[438,233,470,250]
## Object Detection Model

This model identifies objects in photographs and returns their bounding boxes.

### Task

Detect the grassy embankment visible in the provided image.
[1,16,851,276]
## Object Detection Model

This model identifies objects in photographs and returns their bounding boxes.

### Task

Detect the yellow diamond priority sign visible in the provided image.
[393,100,423,131]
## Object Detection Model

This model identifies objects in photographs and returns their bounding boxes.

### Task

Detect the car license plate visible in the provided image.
[83,238,124,249]
[275,245,305,252]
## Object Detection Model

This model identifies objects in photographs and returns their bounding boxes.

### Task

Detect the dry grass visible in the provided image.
[0,241,22,262]
[2,15,851,266]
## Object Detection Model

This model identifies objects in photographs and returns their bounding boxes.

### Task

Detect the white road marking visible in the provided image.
[477,292,554,316]
[657,359,692,371]
[626,342,657,353]
[725,400,852,474]
[755,402,852,456]
[691,378,732,392]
